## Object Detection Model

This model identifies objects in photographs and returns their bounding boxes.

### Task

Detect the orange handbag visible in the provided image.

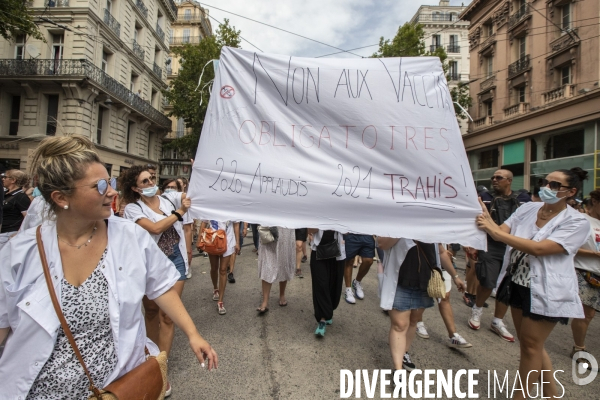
[196,225,227,255]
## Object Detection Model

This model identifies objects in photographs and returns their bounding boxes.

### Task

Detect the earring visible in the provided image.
[64,205,69,210]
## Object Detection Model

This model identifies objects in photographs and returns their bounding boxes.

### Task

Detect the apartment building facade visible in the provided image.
[461,0,600,194]
[160,0,212,182]
[0,0,176,176]
[410,0,470,135]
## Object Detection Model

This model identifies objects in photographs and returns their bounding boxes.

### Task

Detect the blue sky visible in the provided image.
[200,0,471,58]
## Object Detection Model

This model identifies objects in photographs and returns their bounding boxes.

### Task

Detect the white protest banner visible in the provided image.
[187,47,486,249]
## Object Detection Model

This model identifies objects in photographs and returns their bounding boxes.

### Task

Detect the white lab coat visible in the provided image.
[0,216,180,399]
[19,196,50,232]
[379,239,441,311]
[497,202,590,319]
[124,192,189,275]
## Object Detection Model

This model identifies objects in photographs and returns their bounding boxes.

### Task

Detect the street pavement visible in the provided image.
[167,236,600,399]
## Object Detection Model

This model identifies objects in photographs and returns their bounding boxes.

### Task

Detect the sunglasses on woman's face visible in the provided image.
[139,176,156,186]
[538,178,571,191]
[95,178,118,195]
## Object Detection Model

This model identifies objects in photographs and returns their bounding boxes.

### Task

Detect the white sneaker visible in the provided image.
[416,322,429,339]
[468,307,483,330]
[448,333,472,348]
[345,288,356,304]
[490,288,497,298]
[186,270,192,279]
[352,279,365,300]
[165,382,172,397]
[491,320,515,342]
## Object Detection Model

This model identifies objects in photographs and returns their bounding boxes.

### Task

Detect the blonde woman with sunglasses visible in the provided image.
[0,135,216,399]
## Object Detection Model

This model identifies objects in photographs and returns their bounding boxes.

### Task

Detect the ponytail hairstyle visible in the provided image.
[556,167,588,199]
[30,135,101,213]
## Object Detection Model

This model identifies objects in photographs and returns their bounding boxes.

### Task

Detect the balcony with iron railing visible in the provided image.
[45,0,69,6]
[447,44,460,53]
[508,3,530,29]
[153,62,163,78]
[430,44,442,53]
[135,0,148,18]
[170,36,202,45]
[508,55,530,79]
[0,59,170,128]
[504,102,529,118]
[155,24,165,42]
[165,66,173,75]
[543,84,576,104]
[103,8,120,37]
[132,40,145,61]
[447,73,461,81]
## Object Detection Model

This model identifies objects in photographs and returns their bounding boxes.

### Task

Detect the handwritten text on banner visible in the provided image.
[188,47,486,249]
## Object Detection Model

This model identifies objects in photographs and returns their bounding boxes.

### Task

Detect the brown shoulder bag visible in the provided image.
[36,226,168,400]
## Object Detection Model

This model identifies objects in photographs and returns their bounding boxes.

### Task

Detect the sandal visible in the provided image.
[279,300,288,307]
[212,289,219,301]
[256,306,269,314]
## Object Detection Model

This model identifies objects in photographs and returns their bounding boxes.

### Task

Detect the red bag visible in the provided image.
[196,226,227,255]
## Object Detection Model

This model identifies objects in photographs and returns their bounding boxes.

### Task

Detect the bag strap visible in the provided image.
[160,194,177,211]
[415,242,438,275]
[36,226,102,398]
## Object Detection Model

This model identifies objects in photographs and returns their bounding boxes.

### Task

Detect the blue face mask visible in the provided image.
[139,185,159,197]
[32,187,42,198]
[163,188,176,193]
[538,186,565,204]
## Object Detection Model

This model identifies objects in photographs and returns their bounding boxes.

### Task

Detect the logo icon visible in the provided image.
[572,351,598,385]
[220,85,235,99]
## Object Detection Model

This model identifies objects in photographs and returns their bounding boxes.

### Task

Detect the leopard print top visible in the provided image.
[27,248,118,400]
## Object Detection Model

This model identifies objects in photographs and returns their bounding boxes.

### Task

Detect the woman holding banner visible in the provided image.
[122,165,191,396]
[476,167,590,399]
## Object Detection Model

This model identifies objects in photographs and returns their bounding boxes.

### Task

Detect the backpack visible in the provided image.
[489,192,521,226]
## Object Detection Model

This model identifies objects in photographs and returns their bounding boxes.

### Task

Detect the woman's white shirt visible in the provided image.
[379,239,441,311]
[124,192,188,274]
[309,230,346,261]
[573,213,600,274]
[498,202,590,319]
[0,216,180,399]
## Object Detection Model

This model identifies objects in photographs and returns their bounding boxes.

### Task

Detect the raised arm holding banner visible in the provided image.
[187,47,486,250]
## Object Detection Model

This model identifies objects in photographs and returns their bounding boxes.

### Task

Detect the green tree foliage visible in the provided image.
[1,0,45,42]
[373,22,472,124]
[164,19,241,156]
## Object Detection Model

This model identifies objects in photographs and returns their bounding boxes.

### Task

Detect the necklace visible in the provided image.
[57,222,98,249]
[539,205,565,220]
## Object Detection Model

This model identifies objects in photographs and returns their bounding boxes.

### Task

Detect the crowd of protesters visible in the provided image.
[0,134,598,399]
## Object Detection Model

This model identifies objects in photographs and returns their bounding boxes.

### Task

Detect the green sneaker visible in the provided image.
[325,319,333,325]
[315,321,326,337]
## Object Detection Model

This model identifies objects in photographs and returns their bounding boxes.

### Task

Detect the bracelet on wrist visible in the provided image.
[171,210,183,221]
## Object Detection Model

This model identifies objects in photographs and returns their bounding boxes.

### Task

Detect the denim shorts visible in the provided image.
[168,244,187,281]
[343,234,375,259]
[392,286,434,311]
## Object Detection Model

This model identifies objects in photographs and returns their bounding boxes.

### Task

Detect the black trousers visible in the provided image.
[310,253,345,322]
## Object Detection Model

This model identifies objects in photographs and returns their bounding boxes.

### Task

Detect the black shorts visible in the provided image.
[295,228,308,242]
[509,282,568,325]
[475,245,506,289]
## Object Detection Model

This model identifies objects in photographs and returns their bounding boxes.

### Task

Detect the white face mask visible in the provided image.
[538,186,568,204]
[163,188,177,193]
[139,185,159,197]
